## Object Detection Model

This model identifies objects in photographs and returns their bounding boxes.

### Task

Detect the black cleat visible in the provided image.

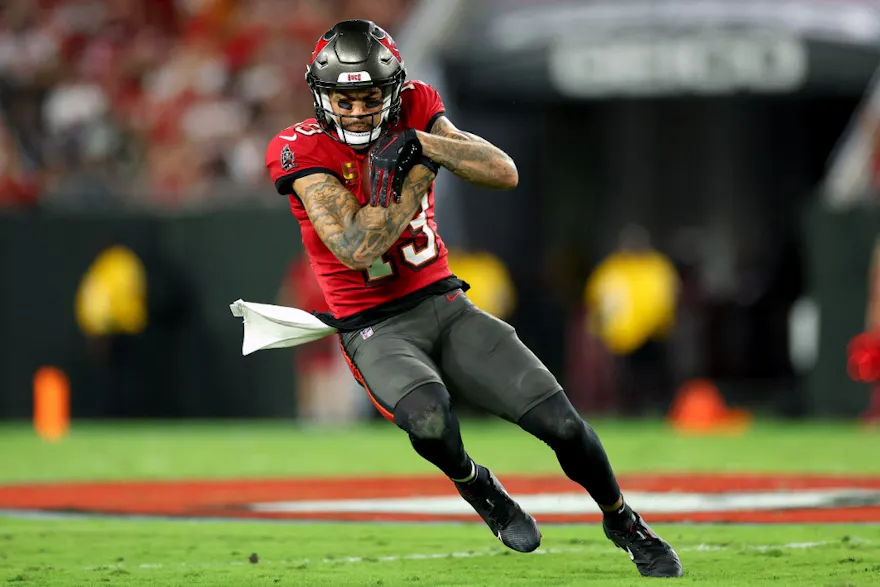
[604,511,683,578]
[455,465,542,553]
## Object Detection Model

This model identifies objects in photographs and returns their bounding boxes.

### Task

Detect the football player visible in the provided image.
[265,19,682,578]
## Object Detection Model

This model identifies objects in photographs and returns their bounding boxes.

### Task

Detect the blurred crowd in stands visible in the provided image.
[0,0,412,210]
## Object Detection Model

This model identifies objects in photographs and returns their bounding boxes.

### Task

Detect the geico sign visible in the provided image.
[549,33,808,96]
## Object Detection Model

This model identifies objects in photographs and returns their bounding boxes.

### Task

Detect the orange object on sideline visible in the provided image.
[33,367,70,442]
[667,379,751,435]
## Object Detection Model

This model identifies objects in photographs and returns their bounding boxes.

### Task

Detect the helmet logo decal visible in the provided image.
[372,31,402,63]
[337,71,372,83]
[309,32,336,66]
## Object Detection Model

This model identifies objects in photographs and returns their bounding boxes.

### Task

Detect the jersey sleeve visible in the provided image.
[402,80,446,133]
[265,129,341,196]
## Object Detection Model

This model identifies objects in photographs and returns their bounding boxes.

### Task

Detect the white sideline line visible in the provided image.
[681,540,829,552]
[82,539,874,571]
[683,538,874,553]
[84,547,581,571]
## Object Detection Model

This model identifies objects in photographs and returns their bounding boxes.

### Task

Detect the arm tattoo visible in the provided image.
[421,116,518,189]
[295,166,436,270]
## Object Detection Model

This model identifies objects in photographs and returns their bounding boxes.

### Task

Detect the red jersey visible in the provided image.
[266,80,456,321]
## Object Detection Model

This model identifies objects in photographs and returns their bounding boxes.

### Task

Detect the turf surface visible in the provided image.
[0,420,877,482]
[1,419,878,586]
[2,520,878,586]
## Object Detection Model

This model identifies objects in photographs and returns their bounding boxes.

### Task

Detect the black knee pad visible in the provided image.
[518,391,590,446]
[393,382,454,441]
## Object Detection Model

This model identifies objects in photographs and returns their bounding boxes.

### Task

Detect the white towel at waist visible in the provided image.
[229,299,337,356]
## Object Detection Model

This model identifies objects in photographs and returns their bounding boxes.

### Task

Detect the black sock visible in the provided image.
[603,501,635,531]
[406,429,474,481]
[449,460,477,484]
[517,392,622,506]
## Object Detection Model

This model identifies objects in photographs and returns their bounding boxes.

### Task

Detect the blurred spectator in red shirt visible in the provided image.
[0,0,415,211]
[278,254,371,424]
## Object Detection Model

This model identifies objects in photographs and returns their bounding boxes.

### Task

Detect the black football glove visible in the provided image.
[368,129,422,207]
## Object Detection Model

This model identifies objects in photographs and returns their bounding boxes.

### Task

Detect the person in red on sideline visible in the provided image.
[278,255,369,424]
[846,236,880,423]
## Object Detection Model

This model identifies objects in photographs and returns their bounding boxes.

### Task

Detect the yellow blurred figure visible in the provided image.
[446,249,516,320]
[585,225,678,356]
[75,245,148,337]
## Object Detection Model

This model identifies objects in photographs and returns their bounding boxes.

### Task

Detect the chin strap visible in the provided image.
[334,123,384,146]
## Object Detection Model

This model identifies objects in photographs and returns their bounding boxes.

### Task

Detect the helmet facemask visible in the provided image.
[308,74,404,148]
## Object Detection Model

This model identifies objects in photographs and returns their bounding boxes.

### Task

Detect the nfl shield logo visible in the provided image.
[360,327,374,340]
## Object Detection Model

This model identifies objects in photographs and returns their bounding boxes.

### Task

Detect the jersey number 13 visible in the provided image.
[364,194,438,283]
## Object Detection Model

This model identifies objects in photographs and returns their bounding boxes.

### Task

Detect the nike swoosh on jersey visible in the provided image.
[279,134,298,141]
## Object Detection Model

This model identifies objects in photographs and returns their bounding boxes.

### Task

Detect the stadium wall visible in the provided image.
[0,210,301,420]
[0,202,875,420]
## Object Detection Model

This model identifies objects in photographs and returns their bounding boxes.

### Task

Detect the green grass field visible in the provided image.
[1,419,879,586]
